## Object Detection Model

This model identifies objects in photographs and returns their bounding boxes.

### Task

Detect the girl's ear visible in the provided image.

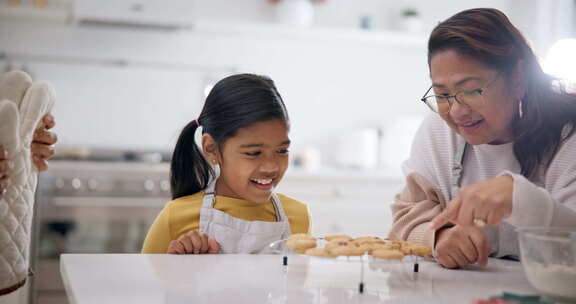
[201,134,220,165]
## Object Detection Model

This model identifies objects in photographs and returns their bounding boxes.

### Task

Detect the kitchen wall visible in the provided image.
[2,0,566,175]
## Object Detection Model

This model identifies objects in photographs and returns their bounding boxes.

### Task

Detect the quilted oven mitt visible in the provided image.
[0,71,54,296]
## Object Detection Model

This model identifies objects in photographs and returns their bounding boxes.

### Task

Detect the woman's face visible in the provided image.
[211,119,290,204]
[430,49,520,145]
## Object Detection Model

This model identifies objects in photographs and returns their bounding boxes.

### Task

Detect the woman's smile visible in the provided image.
[456,118,485,133]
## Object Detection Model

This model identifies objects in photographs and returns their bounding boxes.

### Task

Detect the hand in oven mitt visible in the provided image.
[0,70,55,296]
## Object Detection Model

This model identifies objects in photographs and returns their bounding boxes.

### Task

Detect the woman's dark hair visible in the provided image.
[428,8,576,179]
[170,73,289,199]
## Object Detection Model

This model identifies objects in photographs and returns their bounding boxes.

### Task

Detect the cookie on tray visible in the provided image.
[287,234,317,253]
[305,247,337,258]
[371,249,405,260]
[353,236,385,245]
[361,242,395,254]
[324,234,353,242]
[328,244,366,256]
[325,239,352,250]
[400,242,433,257]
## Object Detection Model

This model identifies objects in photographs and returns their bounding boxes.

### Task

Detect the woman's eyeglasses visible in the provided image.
[421,73,500,114]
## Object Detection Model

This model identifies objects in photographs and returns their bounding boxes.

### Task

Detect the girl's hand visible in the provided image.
[0,148,12,199]
[431,176,514,229]
[434,224,491,268]
[32,114,57,172]
[167,231,220,254]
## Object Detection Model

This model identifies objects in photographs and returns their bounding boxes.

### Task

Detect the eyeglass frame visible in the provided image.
[420,72,502,114]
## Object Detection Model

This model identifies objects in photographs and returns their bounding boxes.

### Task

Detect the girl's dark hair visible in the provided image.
[170,73,289,199]
[428,8,576,178]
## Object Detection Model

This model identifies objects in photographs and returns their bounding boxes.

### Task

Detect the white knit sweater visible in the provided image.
[402,114,576,258]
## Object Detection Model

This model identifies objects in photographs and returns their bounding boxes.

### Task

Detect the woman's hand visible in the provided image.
[32,114,57,172]
[0,148,12,199]
[431,176,514,229]
[167,231,220,254]
[434,225,491,268]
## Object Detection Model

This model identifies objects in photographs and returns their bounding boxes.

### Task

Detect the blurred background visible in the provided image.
[1,0,575,303]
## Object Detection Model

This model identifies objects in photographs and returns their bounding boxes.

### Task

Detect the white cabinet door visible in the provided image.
[279,174,402,237]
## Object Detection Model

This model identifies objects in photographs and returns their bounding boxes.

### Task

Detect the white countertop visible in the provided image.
[60,254,538,304]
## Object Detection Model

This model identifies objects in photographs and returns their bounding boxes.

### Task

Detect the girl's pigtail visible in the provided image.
[170,120,213,200]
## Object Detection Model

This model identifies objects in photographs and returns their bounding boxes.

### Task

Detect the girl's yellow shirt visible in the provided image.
[141,191,310,253]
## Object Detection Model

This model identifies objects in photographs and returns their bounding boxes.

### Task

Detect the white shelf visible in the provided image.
[0,5,427,48]
[0,2,69,23]
[194,19,427,47]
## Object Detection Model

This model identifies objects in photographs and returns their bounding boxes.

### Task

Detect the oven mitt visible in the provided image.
[0,70,55,297]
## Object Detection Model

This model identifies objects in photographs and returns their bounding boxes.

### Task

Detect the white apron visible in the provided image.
[198,178,291,254]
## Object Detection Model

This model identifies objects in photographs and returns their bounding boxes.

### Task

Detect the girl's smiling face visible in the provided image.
[204,119,290,204]
[430,49,523,145]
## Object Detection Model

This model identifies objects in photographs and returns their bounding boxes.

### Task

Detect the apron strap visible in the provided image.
[451,136,468,199]
[270,193,291,240]
[270,193,285,222]
[199,177,218,234]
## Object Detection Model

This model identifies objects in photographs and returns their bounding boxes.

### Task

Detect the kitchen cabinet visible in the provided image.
[279,171,402,237]
[72,0,195,28]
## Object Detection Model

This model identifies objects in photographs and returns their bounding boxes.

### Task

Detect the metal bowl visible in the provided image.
[517,227,576,303]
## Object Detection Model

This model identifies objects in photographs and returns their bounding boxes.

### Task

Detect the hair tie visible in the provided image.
[194,119,201,127]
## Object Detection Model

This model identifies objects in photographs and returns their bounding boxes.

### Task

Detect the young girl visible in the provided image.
[142,74,310,254]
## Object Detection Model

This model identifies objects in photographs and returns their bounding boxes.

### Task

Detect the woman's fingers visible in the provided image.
[461,235,480,264]
[32,118,58,172]
[31,143,55,159]
[31,143,54,172]
[486,211,500,227]
[434,225,491,269]
[0,149,12,198]
[431,197,461,230]
[479,236,491,267]
[33,128,58,145]
[453,247,473,267]
[437,253,459,269]
[0,159,14,174]
[436,176,515,228]
[457,195,478,227]
[42,114,56,129]
[33,155,48,172]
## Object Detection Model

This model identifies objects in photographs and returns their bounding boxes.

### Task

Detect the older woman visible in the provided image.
[389,8,576,269]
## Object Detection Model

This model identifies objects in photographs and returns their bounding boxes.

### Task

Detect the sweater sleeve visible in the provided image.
[502,133,576,228]
[389,114,453,249]
[388,172,448,249]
